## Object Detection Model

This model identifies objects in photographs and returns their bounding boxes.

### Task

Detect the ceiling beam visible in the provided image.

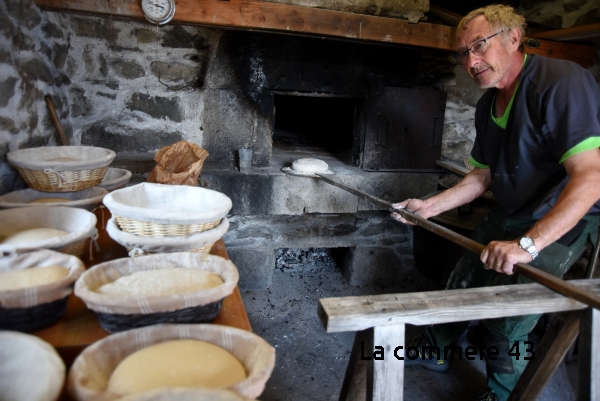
[34,0,598,67]
[529,23,600,42]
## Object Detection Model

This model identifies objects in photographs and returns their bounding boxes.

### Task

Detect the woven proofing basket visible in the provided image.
[116,388,256,401]
[0,249,85,332]
[98,168,132,192]
[0,331,66,401]
[103,183,232,237]
[0,187,108,212]
[74,252,239,332]
[106,217,229,257]
[0,206,97,258]
[68,324,275,401]
[7,146,116,192]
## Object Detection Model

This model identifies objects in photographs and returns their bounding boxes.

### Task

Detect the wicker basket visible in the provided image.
[0,187,108,212]
[106,217,229,257]
[74,252,239,332]
[0,206,97,258]
[7,146,115,192]
[98,168,132,192]
[0,331,65,401]
[0,249,85,332]
[68,324,275,401]
[103,183,232,237]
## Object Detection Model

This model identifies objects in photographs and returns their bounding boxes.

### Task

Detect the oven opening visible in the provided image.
[272,94,359,158]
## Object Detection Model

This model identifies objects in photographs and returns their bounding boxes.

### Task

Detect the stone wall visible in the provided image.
[0,0,71,194]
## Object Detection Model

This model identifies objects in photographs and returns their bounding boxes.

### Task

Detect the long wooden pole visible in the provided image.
[315,173,600,310]
[45,95,69,146]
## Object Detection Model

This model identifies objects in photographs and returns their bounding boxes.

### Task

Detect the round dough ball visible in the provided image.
[1,228,68,245]
[46,157,82,162]
[96,268,224,297]
[107,339,247,396]
[291,158,329,173]
[28,198,69,204]
[0,266,70,291]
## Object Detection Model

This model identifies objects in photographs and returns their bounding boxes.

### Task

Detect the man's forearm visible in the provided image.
[422,167,492,217]
[526,150,600,251]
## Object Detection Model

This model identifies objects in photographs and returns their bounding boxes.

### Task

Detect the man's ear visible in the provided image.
[508,27,521,51]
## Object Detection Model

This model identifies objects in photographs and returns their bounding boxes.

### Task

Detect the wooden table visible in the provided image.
[32,209,251,379]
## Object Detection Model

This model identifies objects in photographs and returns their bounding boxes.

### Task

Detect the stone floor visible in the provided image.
[240,248,580,401]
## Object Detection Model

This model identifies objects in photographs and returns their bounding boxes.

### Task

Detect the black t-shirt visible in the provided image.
[471,54,600,219]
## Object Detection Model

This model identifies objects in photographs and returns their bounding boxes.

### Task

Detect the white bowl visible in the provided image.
[0,331,65,401]
[98,168,132,192]
[0,187,108,212]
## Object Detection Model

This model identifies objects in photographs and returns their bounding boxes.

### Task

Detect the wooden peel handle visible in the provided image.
[315,173,600,310]
[45,95,69,146]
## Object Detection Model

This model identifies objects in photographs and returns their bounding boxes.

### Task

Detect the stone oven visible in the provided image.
[2,0,596,290]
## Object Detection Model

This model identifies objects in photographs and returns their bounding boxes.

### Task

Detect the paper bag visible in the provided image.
[147,141,208,186]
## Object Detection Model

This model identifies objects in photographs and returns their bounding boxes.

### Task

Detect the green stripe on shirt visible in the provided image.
[468,155,489,169]
[559,137,600,163]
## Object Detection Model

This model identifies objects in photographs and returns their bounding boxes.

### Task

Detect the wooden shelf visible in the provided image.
[33,0,598,67]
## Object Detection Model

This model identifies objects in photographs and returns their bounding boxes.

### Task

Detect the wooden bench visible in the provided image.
[318,279,600,401]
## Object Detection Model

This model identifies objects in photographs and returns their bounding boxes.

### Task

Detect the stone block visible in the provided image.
[338,245,413,286]
[226,246,275,290]
[111,60,145,80]
[0,77,17,108]
[126,93,183,122]
[81,122,183,154]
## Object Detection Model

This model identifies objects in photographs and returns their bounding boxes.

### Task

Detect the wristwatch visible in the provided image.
[518,236,539,260]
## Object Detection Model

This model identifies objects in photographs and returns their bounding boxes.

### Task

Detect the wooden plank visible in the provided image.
[523,36,597,68]
[507,311,581,401]
[578,307,600,400]
[318,279,600,333]
[339,330,371,401]
[35,0,456,50]
[372,324,405,401]
[33,0,598,66]
[529,23,600,42]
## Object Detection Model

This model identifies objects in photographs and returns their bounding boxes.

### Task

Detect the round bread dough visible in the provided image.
[28,198,70,204]
[0,266,69,291]
[96,268,224,297]
[1,228,68,244]
[291,158,329,173]
[107,339,247,396]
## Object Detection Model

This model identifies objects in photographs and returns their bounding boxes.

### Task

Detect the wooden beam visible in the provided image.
[507,311,581,401]
[529,23,600,42]
[34,0,598,67]
[318,279,600,333]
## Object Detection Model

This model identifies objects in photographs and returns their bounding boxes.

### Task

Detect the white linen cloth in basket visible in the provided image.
[0,206,97,256]
[0,187,108,212]
[67,324,275,401]
[0,249,85,309]
[7,146,115,171]
[74,252,239,315]
[102,182,232,225]
[106,217,229,255]
[0,331,66,401]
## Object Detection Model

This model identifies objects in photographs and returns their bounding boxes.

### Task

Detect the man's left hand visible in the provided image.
[480,240,533,275]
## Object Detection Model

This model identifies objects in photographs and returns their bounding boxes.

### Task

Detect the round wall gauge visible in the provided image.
[141,0,176,25]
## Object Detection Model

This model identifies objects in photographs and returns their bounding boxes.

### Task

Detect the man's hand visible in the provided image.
[391,199,431,225]
[480,240,533,275]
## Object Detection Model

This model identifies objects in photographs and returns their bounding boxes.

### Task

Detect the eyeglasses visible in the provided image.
[454,31,503,64]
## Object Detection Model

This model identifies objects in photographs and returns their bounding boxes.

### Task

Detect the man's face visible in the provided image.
[457,15,513,89]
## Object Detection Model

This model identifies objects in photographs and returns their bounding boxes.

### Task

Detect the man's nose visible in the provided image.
[466,50,482,68]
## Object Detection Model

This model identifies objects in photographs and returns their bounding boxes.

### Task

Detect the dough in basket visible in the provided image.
[107,339,247,395]
[96,268,224,297]
[0,266,69,291]
[1,228,68,244]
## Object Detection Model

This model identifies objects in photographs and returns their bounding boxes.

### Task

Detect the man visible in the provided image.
[391,5,600,401]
